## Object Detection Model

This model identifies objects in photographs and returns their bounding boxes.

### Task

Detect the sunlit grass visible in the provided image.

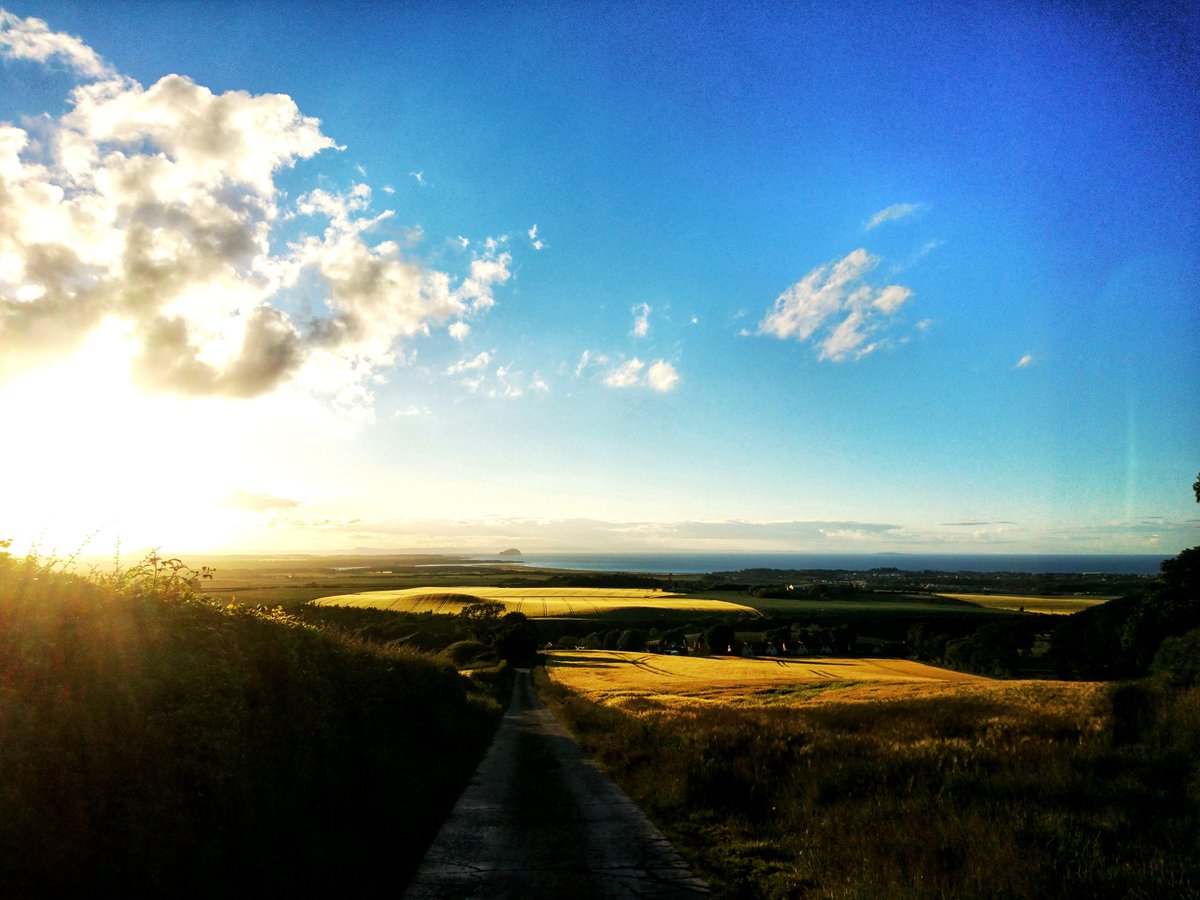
[934,592,1111,614]
[548,649,984,708]
[313,585,761,617]
[536,656,1196,899]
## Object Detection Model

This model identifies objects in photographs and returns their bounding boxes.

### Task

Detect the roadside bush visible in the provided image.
[441,638,494,667]
[1151,628,1200,687]
[0,553,500,897]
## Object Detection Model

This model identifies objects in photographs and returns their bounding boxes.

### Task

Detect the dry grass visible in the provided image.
[537,655,1194,899]
[935,592,1111,614]
[313,585,760,618]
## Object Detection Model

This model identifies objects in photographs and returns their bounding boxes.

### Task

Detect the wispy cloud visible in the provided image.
[941,521,1019,527]
[1016,353,1034,368]
[445,351,492,377]
[758,249,914,361]
[528,224,544,250]
[865,202,921,230]
[222,489,301,512]
[391,405,429,418]
[891,238,944,274]
[631,302,651,338]
[604,358,645,388]
[409,170,426,186]
[603,357,680,392]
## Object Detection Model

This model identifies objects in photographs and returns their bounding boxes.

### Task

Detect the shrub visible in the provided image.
[0,554,500,896]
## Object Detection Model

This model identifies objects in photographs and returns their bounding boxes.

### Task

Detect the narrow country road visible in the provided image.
[403,670,710,898]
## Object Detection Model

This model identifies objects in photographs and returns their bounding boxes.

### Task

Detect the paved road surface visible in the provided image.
[404,670,709,898]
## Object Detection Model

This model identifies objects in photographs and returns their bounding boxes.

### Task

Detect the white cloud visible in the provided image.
[604,358,645,388]
[873,284,913,314]
[409,170,425,186]
[528,224,543,250]
[602,357,679,391]
[448,321,470,341]
[0,9,113,78]
[758,249,914,362]
[574,349,592,377]
[222,488,301,512]
[631,302,651,338]
[1016,353,1034,368]
[445,351,492,376]
[646,360,680,392]
[865,202,920,230]
[0,22,514,416]
[391,405,428,418]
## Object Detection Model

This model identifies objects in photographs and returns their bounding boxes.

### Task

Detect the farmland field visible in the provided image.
[535,652,1194,899]
[311,586,761,618]
[547,649,984,707]
[934,592,1111,614]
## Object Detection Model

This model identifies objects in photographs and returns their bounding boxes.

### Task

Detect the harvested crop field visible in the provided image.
[311,586,760,618]
[547,649,989,707]
[935,592,1111,614]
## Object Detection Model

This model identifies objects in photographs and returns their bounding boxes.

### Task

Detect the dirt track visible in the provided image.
[403,670,709,898]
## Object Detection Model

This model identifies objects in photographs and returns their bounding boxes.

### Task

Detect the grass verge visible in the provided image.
[535,666,1200,899]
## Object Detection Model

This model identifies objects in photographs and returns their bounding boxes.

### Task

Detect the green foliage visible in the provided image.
[440,638,495,668]
[494,611,541,665]
[705,622,735,654]
[1151,627,1200,687]
[1051,546,1200,680]
[616,628,646,651]
[0,553,500,896]
[457,599,506,639]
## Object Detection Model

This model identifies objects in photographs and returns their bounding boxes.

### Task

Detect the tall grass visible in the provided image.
[537,669,1200,899]
[0,550,501,896]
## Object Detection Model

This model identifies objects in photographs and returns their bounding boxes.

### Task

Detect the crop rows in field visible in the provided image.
[547,649,986,707]
[934,592,1110,615]
[311,586,761,618]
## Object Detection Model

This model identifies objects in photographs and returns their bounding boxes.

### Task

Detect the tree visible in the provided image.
[705,623,735,654]
[616,628,646,652]
[1194,469,1200,504]
[457,600,505,640]
[494,612,540,665]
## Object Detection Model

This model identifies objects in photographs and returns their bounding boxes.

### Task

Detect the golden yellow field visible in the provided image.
[546,648,994,707]
[935,592,1111,614]
[311,586,761,617]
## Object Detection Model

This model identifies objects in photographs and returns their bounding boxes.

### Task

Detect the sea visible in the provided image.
[485,552,1168,576]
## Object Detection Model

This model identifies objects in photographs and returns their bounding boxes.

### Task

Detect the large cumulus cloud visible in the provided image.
[0,10,509,409]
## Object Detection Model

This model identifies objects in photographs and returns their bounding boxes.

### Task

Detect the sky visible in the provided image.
[0,1,1197,558]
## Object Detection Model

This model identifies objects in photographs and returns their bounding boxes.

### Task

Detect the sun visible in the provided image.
[0,322,259,556]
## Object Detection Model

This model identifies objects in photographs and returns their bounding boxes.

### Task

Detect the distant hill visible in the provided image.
[499,548,522,556]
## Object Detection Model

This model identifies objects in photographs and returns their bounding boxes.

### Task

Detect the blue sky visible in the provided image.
[0,1,1196,556]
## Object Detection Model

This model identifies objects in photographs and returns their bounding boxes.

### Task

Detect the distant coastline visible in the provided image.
[492,551,1168,576]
